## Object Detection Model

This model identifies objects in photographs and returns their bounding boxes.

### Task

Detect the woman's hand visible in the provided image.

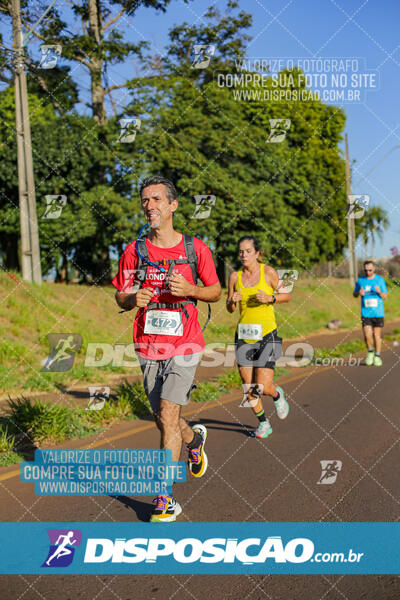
[256,289,274,304]
[231,290,243,303]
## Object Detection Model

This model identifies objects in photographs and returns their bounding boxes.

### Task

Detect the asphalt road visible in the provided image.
[0,344,399,599]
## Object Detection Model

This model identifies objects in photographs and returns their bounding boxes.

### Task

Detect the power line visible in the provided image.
[353,145,400,188]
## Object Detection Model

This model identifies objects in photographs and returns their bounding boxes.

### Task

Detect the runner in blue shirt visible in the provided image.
[353,260,388,366]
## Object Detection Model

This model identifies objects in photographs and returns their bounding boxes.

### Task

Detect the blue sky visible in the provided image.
[127,0,400,259]
[3,0,399,258]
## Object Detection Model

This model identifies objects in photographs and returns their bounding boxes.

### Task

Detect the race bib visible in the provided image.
[364,298,378,308]
[238,323,263,340]
[144,310,183,336]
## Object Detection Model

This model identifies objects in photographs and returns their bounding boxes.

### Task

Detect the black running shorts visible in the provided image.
[234,328,283,369]
[361,317,384,328]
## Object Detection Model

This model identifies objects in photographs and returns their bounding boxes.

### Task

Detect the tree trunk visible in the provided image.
[90,61,106,125]
[93,249,111,284]
[2,233,20,271]
[60,254,68,283]
[88,0,106,125]
[216,251,226,288]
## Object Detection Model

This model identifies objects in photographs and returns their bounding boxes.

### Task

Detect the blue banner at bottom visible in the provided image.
[0,522,398,574]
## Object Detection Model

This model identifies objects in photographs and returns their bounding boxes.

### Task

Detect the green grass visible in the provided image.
[5,396,98,445]
[312,329,400,363]
[0,426,22,467]
[1,271,400,395]
[192,369,243,403]
[312,339,366,362]
[0,380,153,465]
[384,328,400,341]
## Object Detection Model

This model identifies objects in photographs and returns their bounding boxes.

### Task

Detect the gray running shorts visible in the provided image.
[138,353,201,413]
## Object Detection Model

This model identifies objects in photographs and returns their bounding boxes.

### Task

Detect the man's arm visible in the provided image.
[115,291,137,311]
[190,281,221,302]
[115,288,154,310]
[168,272,221,303]
[374,284,388,301]
[353,289,365,298]
[353,279,361,298]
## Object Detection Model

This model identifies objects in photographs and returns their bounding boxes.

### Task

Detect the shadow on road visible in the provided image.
[112,495,153,522]
[187,417,255,437]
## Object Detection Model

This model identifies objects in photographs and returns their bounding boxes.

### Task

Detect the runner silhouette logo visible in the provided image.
[42,529,82,568]
[41,334,82,372]
[317,460,342,485]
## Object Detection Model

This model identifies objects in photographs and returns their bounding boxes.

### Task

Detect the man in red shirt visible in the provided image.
[113,176,221,522]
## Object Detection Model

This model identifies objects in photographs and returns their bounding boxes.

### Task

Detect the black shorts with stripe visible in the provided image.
[234,328,283,369]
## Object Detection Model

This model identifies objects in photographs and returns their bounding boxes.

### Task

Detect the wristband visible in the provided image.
[271,295,276,304]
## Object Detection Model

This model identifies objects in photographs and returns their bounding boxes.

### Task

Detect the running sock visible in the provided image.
[187,431,202,449]
[368,348,374,353]
[272,391,280,401]
[375,352,381,356]
[255,409,266,423]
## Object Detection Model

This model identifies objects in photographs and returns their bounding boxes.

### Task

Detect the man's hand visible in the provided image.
[359,287,365,296]
[168,272,194,297]
[256,289,274,304]
[136,287,154,307]
[374,285,381,295]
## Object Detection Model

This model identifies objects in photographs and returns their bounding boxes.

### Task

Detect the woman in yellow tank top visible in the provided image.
[226,236,291,439]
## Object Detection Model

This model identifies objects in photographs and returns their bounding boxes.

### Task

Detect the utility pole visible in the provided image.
[11,0,42,284]
[345,134,356,287]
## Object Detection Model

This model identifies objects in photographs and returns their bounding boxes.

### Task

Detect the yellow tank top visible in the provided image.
[235,263,277,343]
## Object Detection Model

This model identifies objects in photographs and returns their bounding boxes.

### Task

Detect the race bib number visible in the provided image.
[364,298,378,308]
[144,310,183,336]
[238,323,263,340]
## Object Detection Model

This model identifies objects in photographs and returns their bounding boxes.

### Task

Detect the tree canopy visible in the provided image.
[0,0,388,282]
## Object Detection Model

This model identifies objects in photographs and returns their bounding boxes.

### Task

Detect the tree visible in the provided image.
[28,0,191,125]
[126,4,350,282]
[26,64,79,114]
[356,205,389,256]
[0,86,137,279]
[0,85,54,271]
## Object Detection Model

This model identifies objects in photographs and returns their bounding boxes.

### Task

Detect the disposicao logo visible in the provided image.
[83,536,315,564]
[42,529,82,567]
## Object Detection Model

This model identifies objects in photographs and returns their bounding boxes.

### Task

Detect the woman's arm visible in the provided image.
[226,271,240,313]
[265,265,291,304]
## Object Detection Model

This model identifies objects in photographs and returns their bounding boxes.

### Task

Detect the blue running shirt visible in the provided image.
[354,274,387,317]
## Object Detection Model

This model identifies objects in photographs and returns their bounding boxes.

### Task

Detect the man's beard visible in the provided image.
[147,212,162,228]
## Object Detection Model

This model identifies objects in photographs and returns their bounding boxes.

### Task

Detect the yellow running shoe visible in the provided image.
[187,424,208,478]
[150,495,182,523]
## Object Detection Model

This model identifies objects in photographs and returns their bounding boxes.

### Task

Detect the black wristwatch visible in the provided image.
[271,295,276,304]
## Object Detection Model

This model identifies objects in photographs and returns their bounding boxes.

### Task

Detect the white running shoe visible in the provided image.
[273,386,289,420]
[254,419,273,438]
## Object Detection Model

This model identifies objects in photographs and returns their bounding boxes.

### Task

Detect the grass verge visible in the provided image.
[312,329,400,363]
[2,271,400,396]
[0,367,291,466]
[0,381,151,466]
